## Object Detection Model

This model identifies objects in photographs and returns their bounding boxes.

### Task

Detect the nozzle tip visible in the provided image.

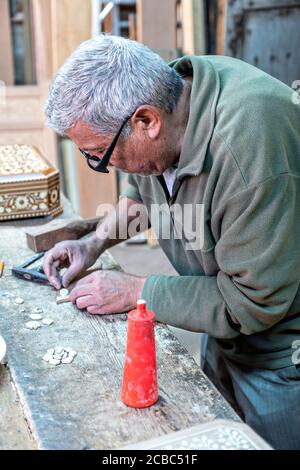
[137,299,146,315]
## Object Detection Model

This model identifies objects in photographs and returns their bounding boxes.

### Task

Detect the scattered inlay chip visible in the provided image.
[25,321,41,330]
[29,313,42,321]
[42,318,54,326]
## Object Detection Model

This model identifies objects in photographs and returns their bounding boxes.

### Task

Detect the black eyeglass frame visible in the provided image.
[79,113,133,174]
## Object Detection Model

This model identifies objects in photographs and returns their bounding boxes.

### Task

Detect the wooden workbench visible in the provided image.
[0,197,240,450]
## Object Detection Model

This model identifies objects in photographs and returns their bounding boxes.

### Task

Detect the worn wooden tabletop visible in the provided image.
[0,196,239,450]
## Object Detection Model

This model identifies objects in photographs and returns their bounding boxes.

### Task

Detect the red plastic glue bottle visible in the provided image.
[121,299,158,408]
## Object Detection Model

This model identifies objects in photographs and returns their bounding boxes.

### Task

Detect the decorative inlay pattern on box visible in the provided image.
[161,426,260,450]
[0,145,48,176]
[0,187,60,216]
[0,145,62,221]
[123,420,272,450]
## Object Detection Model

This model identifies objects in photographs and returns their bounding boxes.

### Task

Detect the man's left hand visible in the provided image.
[69,270,146,315]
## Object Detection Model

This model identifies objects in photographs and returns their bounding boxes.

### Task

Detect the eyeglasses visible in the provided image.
[79,114,132,174]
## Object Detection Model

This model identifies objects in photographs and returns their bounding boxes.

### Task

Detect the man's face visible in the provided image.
[66,120,172,177]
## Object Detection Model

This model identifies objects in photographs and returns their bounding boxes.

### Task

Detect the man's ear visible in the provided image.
[131,105,162,140]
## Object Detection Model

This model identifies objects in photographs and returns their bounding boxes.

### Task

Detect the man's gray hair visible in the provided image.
[45,35,184,137]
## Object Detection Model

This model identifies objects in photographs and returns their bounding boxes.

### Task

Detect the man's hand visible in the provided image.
[69,271,146,315]
[43,238,101,289]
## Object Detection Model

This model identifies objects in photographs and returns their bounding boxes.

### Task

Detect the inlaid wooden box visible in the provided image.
[0,145,62,221]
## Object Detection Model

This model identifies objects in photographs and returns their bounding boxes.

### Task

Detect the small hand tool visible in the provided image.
[12,252,49,284]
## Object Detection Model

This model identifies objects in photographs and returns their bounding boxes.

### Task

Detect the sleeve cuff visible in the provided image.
[141,275,167,323]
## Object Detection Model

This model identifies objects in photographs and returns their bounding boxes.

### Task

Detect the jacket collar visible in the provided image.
[169,56,220,180]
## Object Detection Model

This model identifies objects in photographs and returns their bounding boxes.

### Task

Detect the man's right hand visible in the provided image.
[43,238,101,290]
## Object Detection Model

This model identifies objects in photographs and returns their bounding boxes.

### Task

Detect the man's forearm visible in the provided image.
[86,197,148,256]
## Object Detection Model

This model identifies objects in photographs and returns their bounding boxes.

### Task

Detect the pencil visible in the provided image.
[0,261,4,278]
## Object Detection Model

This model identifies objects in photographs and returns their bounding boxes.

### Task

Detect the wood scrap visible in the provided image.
[26,217,101,253]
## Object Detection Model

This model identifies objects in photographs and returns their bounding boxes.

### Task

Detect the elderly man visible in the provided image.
[44,35,300,449]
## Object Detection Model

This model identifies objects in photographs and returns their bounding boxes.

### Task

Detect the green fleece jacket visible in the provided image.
[121,55,300,369]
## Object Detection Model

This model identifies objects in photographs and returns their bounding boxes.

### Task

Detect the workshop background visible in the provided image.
[1,0,300,363]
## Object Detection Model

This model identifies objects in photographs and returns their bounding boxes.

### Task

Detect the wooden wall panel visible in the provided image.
[0,1,58,166]
[0,0,14,85]
[137,0,177,49]
[0,85,57,164]
[1,0,118,215]
[51,0,92,71]
[181,0,206,56]
[221,0,300,87]
[31,0,53,83]
[216,0,226,55]
[0,86,43,128]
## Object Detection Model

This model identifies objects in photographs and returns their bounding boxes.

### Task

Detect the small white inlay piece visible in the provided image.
[59,289,69,298]
[29,313,42,321]
[25,321,41,330]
